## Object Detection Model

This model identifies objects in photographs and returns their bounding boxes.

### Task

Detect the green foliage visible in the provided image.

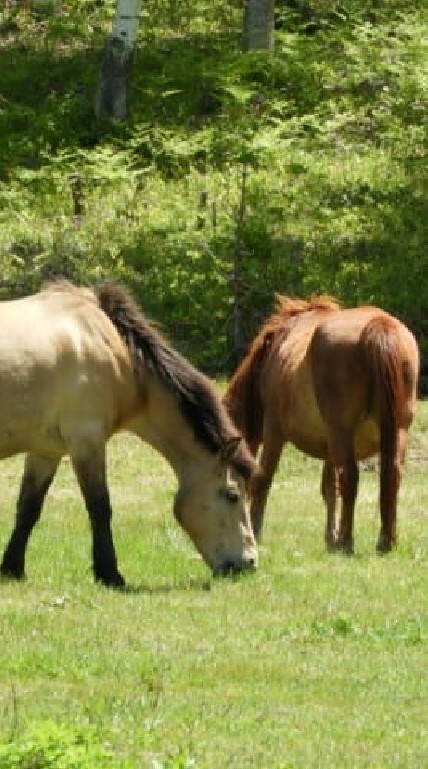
[0,0,427,367]
[0,721,118,768]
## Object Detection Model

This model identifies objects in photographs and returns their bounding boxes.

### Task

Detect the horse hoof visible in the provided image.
[0,562,25,580]
[336,540,354,555]
[325,537,338,553]
[0,569,26,581]
[95,571,126,589]
[376,539,393,554]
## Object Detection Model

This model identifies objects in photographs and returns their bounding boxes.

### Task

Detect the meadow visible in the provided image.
[0,393,427,768]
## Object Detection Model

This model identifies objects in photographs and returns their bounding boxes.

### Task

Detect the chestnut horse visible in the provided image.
[0,281,258,587]
[224,296,419,553]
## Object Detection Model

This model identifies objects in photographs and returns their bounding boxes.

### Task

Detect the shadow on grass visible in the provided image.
[119,569,256,594]
[117,576,213,594]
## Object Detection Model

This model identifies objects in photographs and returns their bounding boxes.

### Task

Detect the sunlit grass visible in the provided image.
[0,397,427,768]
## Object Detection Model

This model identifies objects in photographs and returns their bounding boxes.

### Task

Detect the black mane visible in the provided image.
[95,281,255,480]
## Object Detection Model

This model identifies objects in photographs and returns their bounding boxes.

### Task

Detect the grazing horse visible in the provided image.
[0,281,258,586]
[224,296,419,553]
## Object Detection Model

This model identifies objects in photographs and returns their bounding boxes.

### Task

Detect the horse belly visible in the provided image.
[285,387,329,459]
[0,424,65,459]
[0,372,67,458]
[354,417,380,460]
[0,349,107,459]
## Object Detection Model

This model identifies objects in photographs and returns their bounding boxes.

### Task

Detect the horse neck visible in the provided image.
[225,357,264,455]
[129,385,213,483]
[224,375,248,435]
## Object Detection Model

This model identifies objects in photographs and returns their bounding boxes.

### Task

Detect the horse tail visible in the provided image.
[361,315,405,441]
[224,329,273,456]
[360,315,405,545]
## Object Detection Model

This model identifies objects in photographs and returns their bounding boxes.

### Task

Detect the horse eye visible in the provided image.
[220,487,240,504]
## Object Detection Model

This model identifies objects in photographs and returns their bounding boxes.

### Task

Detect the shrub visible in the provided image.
[0,721,118,769]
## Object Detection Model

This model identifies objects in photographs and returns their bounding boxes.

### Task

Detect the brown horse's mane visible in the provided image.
[91,281,255,480]
[275,293,340,317]
[244,294,340,353]
[224,294,340,452]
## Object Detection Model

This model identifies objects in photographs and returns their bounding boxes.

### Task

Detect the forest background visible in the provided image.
[0,0,427,373]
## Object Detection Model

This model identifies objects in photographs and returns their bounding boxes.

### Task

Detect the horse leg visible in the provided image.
[376,429,404,553]
[329,432,359,554]
[71,445,125,588]
[321,460,338,551]
[250,430,283,541]
[1,454,59,579]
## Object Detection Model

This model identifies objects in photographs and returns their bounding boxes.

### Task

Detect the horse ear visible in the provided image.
[220,436,242,465]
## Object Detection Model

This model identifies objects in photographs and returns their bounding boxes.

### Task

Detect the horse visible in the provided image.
[224,295,419,554]
[0,281,258,587]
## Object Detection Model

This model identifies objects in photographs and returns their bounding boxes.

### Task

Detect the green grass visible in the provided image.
[0,396,427,768]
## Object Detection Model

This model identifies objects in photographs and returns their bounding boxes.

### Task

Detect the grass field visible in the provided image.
[0,396,427,768]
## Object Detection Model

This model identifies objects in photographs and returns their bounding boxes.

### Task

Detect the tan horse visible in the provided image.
[224,296,419,553]
[0,281,258,587]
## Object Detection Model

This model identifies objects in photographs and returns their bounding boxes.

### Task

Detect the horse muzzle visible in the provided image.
[213,552,258,577]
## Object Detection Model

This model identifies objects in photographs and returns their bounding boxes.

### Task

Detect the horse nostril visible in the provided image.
[212,561,234,577]
[213,556,257,577]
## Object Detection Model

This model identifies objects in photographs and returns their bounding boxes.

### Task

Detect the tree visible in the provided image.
[243,0,275,51]
[95,0,142,119]
[228,2,275,363]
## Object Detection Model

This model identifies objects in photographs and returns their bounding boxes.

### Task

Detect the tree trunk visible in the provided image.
[243,0,275,51]
[232,164,248,365]
[95,0,142,120]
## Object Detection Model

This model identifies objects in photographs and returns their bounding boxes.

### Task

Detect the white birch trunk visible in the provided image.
[95,0,142,119]
[243,0,275,51]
